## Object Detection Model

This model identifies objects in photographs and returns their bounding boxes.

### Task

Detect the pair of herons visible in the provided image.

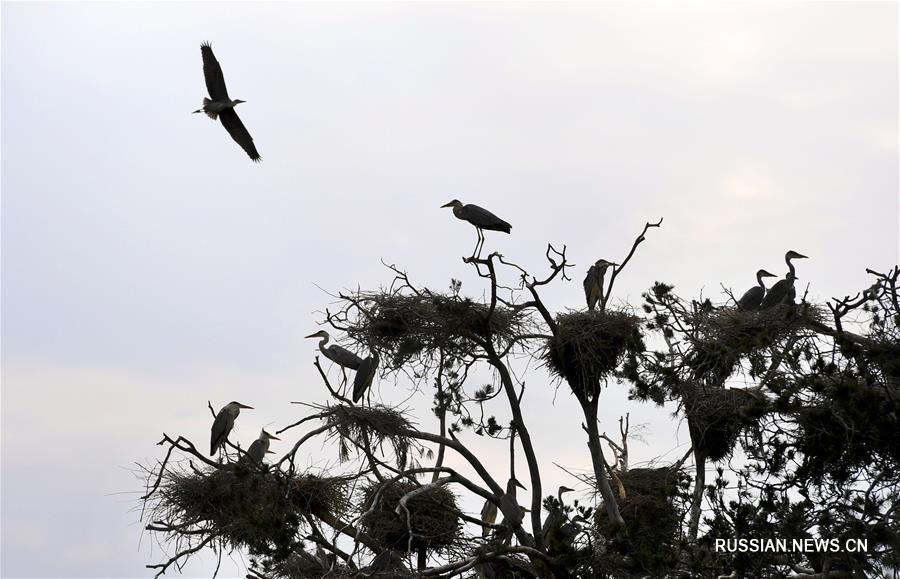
[479,480,582,546]
[209,401,279,463]
[737,250,808,310]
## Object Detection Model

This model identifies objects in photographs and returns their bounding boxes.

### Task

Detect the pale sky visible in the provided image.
[2,2,897,577]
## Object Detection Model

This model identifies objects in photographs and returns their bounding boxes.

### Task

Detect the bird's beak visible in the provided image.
[797,254,808,259]
[238,403,254,409]
[440,202,453,208]
[269,434,281,440]
[304,333,320,339]
[516,480,526,490]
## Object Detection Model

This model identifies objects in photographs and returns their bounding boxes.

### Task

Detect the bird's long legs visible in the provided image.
[471,229,485,259]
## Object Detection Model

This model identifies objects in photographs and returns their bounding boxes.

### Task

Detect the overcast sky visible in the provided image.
[2,2,897,577]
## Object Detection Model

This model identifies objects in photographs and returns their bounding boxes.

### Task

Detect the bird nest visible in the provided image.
[543,310,643,400]
[151,463,345,558]
[683,386,767,462]
[326,404,421,469]
[595,467,687,574]
[360,480,461,553]
[349,293,526,368]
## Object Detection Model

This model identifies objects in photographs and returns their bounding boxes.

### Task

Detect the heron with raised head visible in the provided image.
[737,269,778,311]
[246,429,280,463]
[541,485,575,540]
[480,477,526,539]
[305,330,363,370]
[352,352,379,403]
[193,43,261,162]
[584,259,617,311]
[210,401,253,456]
[760,251,808,309]
[441,200,511,257]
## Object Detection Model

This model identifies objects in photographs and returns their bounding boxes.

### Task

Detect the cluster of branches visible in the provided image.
[138,220,899,578]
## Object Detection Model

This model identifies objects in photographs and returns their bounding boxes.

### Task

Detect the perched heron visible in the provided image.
[760,251,808,309]
[193,43,261,162]
[441,200,511,257]
[352,353,379,403]
[210,401,253,456]
[541,486,575,541]
[245,429,280,463]
[737,269,778,311]
[583,259,617,311]
[305,330,363,370]
[481,477,526,539]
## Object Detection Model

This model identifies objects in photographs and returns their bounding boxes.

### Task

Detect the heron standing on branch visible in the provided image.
[737,269,778,311]
[210,401,253,456]
[584,259,617,311]
[441,200,511,257]
[193,43,261,162]
[760,251,808,309]
[245,429,280,463]
[305,330,363,370]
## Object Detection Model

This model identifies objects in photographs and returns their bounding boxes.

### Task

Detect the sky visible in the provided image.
[1,2,897,577]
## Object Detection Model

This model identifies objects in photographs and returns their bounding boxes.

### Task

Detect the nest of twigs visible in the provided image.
[153,464,345,558]
[684,386,766,462]
[596,467,687,575]
[544,310,643,400]
[326,404,420,469]
[350,293,526,367]
[360,480,461,553]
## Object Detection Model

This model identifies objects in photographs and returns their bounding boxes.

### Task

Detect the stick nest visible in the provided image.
[152,464,345,558]
[348,293,527,367]
[543,310,643,399]
[683,386,767,461]
[326,404,420,469]
[360,480,461,553]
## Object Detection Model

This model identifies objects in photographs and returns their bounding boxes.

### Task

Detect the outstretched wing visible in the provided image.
[219,108,261,162]
[201,43,229,101]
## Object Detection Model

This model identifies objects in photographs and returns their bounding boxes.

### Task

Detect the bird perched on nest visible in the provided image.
[441,200,511,257]
[305,330,363,370]
[583,259,617,311]
[210,401,253,456]
[760,251,808,309]
[193,42,261,162]
[737,269,777,311]
[481,477,526,539]
[245,429,280,463]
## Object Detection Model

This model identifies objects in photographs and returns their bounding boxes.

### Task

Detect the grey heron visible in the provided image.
[583,259,617,310]
[246,429,280,463]
[441,200,511,256]
[760,251,808,309]
[352,353,379,403]
[192,43,261,162]
[737,269,777,311]
[210,401,253,456]
[305,330,363,370]
[541,486,575,541]
[480,477,526,539]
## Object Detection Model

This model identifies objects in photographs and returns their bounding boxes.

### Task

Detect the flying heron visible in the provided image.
[760,251,808,309]
[737,269,778,311]
[246,429,280,463]
[583,259,617,311]
[305,330,363,370]
[352,353,379,403]
[210,401,253,456]
[193,43,261,162]
[441,200,511,257]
